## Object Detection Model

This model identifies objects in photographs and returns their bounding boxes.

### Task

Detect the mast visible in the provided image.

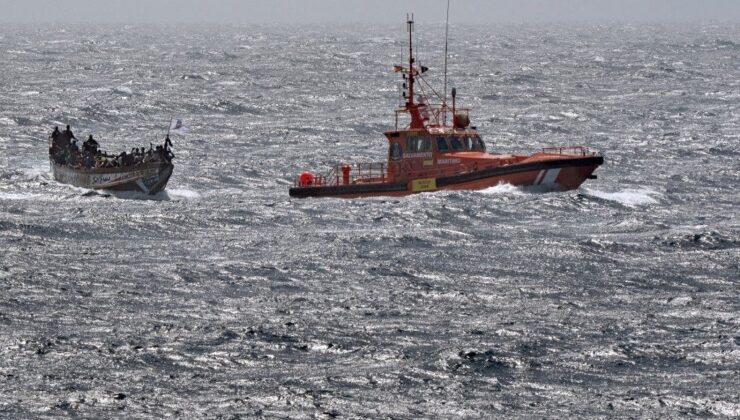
[405,14,425,129]
[443,0,450,125]
[407,14,414,107]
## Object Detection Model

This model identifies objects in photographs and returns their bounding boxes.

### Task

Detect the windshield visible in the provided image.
[449,137,464,150]
[472,136,486,152]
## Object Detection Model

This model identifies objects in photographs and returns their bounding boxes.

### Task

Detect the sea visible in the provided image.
[0,22,738,418]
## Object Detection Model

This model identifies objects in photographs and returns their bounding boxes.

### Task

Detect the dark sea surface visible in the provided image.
[0,22,738,418]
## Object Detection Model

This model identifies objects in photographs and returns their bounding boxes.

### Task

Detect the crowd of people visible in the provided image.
[49,125,175,170]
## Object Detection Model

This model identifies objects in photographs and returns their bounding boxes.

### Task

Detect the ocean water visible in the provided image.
[0,22,739,417]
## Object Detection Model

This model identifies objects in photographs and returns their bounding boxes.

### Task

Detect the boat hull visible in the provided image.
[50,160,174,194]
[289,155,602,198]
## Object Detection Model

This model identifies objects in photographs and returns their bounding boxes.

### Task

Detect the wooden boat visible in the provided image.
[289,17,603,199]
[48,129,173,194]
[49,160,173,194]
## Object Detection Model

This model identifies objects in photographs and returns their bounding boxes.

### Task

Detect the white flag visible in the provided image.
[169,118,189,135]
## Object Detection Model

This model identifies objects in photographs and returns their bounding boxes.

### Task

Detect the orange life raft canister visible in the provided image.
[299,171,315,186]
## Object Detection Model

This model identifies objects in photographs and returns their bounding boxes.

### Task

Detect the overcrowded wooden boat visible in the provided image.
[48,125,174,194]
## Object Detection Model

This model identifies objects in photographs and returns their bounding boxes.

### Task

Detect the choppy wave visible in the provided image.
[479,182,526,195]
[0,22,738,418]
[166,188,202,200]
[583,187,661,206]
[0,191,43,200]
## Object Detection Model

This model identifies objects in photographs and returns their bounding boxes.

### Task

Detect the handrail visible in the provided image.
[541,145,594,156]
[395,105,471,130]
[295,162,388,187]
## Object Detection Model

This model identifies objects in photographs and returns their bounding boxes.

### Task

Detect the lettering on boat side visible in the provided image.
[411,178,436,192]
[403,152,433,159]
[56,167,157,188]
[437,158,461,165]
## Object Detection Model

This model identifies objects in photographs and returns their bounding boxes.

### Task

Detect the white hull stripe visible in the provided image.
[534,170,545,184]
[538,168,562,185]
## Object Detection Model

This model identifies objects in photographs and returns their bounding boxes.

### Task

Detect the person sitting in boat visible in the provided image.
[142,149,154,163]
[83,151,93,169]
[83,135,99,154]
[70,139,79,154]
[97,152,111,168]
[153,145,172,163]
[132,149,142,165]
[55,151,67,165]
[103,153,117,168]
[124,151,134,166]
[66,147,79,167]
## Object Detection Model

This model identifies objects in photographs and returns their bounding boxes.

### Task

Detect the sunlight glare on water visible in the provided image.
[0,22,738,418]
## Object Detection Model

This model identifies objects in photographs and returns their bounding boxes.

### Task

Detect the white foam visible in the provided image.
[560,111,579,119]
[0,117,16,126]
[433,228,472,238]
[20,165,51,179]
[113,85,133,95]
[0,192,43,200]
[585,188,661,206]
[166,188,201,199]
[479,183,525,195]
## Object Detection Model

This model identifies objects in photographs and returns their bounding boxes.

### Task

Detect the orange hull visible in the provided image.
[290,155,602,198]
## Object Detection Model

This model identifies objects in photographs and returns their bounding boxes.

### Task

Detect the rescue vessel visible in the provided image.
[289,17,603,199]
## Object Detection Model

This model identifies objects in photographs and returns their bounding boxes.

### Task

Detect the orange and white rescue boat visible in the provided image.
[289,17,603,199]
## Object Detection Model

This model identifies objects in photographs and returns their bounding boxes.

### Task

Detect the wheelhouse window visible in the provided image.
[406,137,432,152]
[462,136,474,150]
[389,142,402,160]
[473,136,486,152]
[436,137,449,152]
[449,136,464,150]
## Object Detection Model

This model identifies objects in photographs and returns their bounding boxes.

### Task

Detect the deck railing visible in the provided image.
[295,162,388,187]
[541,146,594,156]
[395,105,471,129]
